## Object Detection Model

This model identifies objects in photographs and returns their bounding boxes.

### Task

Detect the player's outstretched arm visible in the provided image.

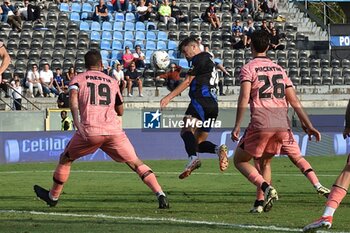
[160,75,195,109]
[231,81,251,141]
[286,87,321,142]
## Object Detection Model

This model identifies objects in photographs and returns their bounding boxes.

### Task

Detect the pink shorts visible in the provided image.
[238,127,293,158]
[279,133,301,158]
[63,132,138,163]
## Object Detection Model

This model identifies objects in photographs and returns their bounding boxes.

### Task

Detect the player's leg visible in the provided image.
[34,134,102,207]
[102,134,169,209]
[303,161,350,232]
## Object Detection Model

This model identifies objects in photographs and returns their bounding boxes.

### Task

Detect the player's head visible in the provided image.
[179,36,201,59]
[84,50,102,70]
[61,110,68,119]
[250,30,270,54]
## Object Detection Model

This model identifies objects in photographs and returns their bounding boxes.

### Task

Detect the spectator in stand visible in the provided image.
[133,45,145,69]
[269,27,285,50]
[26,64,44,98]
[136,0,152,22]
[155,63,181,92]
[243,18,255,46]
[125,62,143,97]
[122,46,134,69]
[232,19,244,33]
[11,79,22,110]
[232,19,248,48]
[260,19,271,34]
[232,0,249,16]
[170,0,188,24]
[158,0,176,24]
[53,68,64,93]
[258,0,268,15]
[202,2,220,30]
[1,0,22,32]
[40,63,59,97]
[18,0,41,22]
[57,85,69,108]
[112,0,129,12]
[112,63,126,96]
[266,0,278,15]
[246,0,259,16]
[231,29,246,49]
[65,67,77,85]
[93,0,109,23]
[196,37,204,52]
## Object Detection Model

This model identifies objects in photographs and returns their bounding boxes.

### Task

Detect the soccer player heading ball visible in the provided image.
[34,50,169,209]
[160,36,229,179]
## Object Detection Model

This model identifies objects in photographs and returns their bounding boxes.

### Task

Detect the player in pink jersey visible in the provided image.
[34,50,169,209]
[231,30,321,212]
[303,100,350,232]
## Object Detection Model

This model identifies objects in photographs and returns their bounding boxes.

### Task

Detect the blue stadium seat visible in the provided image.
[81,12,90,20]
[101,50,110,60]
[113,31,123,40]
[113,21,124,31]
[59,3,69,12]
[102,21,113,31]
[135,31,145,40]
[106,2,114,13]
[82,3,93,12]
[115,12,124,21]
[79,21,90,31]
[123,40,133,49]
[91,31,101,41]
[71,3,82,12]
[100,40,111,50]
[102,31,113,40]
[125,12,135,22]
[157,41,167,50]
[91,21,101,31]
[111,50,123,61]
[102,60,109,68]
[146,31,157,41]
[135,21,146,31]
[70,12,80,21]
[167,40,177,50]
[124,22,135,31]
[168,50,177,59]
[124,31,134,40]
[112,40,123,50]
[145,50,153,62]
[146,41,156,50]
[135,40,145,49]
[179,59,189,69]
[157,31,167,41]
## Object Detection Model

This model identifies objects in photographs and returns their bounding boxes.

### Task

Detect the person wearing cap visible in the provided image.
[122,46,134,69]
[170,0,188,24]
[201,2,220,30]
[132,45,145,69]
[39,63,59,97]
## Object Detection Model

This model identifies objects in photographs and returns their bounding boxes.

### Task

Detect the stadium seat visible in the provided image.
[135,21,146,31]
[115,12,124,21]
[77,39,88,49]
[134,40,145,49]
[277,58,287,69]
[234,58,244,68]
[59,3,69,12]
[298,50,308,59]
[342,59,350,68]
[82,3,93,12]
[102,22,113,31]
[15,59,26,70]
[157,22,167,31]
[333,76,344,85]
[113,21,124,31]
[211,40,221,50]
[179,22,189,31]
[168,50,177,59]
[19,39,30,49]
[80,21,90,31]
[158,31,168,41]
[320,59,329,68]
[125,12,135,21]
[7,40,18,50]
[222,22,231,31]
[112,40,123,50]
[167,41,178,50]
[55,30,66,40]
[70,12,80,21]
[100,50,110,60]
[287,50,298,59]
[124,31,134,41]
[223,50,234,59]
[223,41,231,49]
[332,67,342,78]
[331,59,341,68]
[113,31,123,41]
[200,22,210,31]
[223,58,233,68]
[102,31,113,41]
[156,41,167,50]
[288,58,298,68]
[124,22,135,31]
[179,59,189,69]
[146,22,157,30]
[135,31,145,40]
[90,40,100,50]
[299,58,309,68]
[51,59,62,70]
[310,59,320,68]
[123,40,133,49]
[63,59,74,71]
[168,22,178,31]
[54,40,65,50]
[222,12,232,22]
[221,2,230,11]
[168,31,178,41]
[78,31,89,41]
[47,11,58,21]
[28,50,40,60]
[16,50,27,60]
[146,41,156,50]
[146,31,157,41]
[91,22,101,31]
[67,30,78,40]
[64,50,75,60]
[212,50,222,59]
[190,31,200,39]
[30,39,42,50]
[91,31,101,41]
[277,50,287,59]
[111,50,123,62]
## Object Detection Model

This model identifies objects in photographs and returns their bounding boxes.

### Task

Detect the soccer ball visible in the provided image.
[151,51,170,70]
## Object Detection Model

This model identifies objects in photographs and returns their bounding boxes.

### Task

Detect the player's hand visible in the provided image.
[76,123,87,141]
[343,127,350,139]
[160,96,170,110]
[231,126,240,141]
[305,126,321,142]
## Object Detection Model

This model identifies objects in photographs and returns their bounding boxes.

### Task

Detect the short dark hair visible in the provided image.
[178,36,198,53]
[251,30,270,53]
[84,50,102,69]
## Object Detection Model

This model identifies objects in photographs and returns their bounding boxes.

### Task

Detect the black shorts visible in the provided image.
[185,97,218,132]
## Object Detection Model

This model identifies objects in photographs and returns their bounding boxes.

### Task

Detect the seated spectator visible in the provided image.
[202,2,220,30]
[0,71,10,98]
[133,45,145,69]
[258,0,268,14]
[231,0,249,16]
[136,0,152,22]
[112,0,129,12]
[266,0,278,15]
[1,0,22,32]
[243,18,255,46]
[39,63,59,97]
[125,62,143,97]
[112,63,126,95]
[122,46,134,69]
[260,19,271,34]
[232,20,248,47]
[25,64,43,98]
[93,0,109,23]
[232,19,243,33]
[269,28,285,50]
[246,0,259,16]
[158,0,176,24]
[18,0,41,22]
[57,85,69,108]
[53,68,64,93]
[156,63,181,92]
[231,29,246,49]
[170,0,188,24]
[65,67,77,85]
[11,79,22,110]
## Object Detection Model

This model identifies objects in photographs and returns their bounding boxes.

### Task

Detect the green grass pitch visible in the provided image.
[0,156,349,233]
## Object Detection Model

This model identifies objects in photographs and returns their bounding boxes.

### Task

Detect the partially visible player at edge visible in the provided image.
[34,50,169,209]
[303,99,350,232]
[231,30,321,211]
[160,36,228,179]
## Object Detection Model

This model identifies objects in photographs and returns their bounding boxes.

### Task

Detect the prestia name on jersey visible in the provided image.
[255,66,283,73]
[85,75,112,83]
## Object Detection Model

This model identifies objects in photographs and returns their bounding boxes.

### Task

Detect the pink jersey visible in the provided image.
[69,70,123,136]
[240,57,293,129]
